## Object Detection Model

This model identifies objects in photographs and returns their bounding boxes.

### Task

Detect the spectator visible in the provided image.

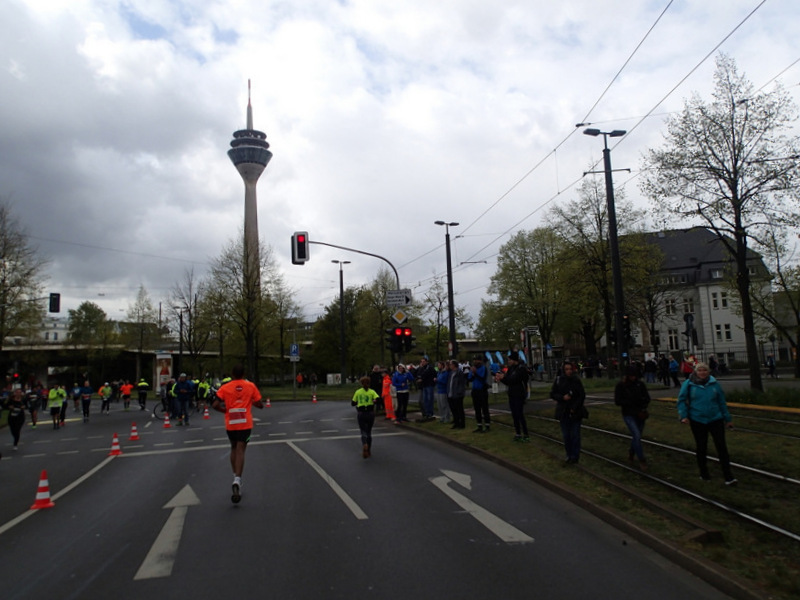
[467,356,491,433]
[435,361,451,424]
[550,361,587,463]
[446,359,466,430]
[496,353,529,442]
[6,388,26,449]
[391,364,414,423]
[614,366,651,470]
[677,362,736,485]
[415,357,437,421]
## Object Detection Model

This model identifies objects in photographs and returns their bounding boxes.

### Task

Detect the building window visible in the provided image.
[665,299,676,316]
[711,292,718,309]
[668,328,680,350]
[724,323,732,340]
[683,298,694,313]
[710,268,723,279]
[44,332,49,341]
[715,324,722,341]
[720,292,728,309]
[53,333,58,341]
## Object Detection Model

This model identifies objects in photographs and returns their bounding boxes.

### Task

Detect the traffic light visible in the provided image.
[402,327,415,352]
[291,231,310,265]
[48,292,60,313]
[622,314,631,340]
[385,328,399,353]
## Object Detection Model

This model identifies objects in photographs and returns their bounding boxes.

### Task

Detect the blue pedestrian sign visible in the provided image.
[290,344,299,356]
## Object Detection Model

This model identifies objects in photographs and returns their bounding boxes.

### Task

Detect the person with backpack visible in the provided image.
[677,362,736,485]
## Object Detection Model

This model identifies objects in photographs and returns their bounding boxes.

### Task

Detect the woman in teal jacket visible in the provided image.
[677,362,736,484]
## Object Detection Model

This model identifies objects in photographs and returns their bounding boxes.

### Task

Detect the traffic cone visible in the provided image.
[163,413,171,428]
[312,394,317,404]
[203,406,210,419]
[265,397,271,407]
[129,422,140,441]
[30,470,55,509]
[108,433,122,456]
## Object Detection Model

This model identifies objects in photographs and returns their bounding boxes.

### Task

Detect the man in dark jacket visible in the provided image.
[550,361,586,463]
[614,366,651,469]
[496,354,529,441]
[467,357,491,433]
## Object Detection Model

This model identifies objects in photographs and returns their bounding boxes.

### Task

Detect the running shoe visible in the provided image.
[231,478,242,503]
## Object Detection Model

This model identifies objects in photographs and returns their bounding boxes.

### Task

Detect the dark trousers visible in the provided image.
[560,416,582,461]
[448,396,465,428]
[9,415,24,446]
[689,419,733,480]
[471,388,490,425]
[357,410,375,447]
[138,391,147,409]
[396,391,409,421]
[509,397,528,436]
[82,399,91,420]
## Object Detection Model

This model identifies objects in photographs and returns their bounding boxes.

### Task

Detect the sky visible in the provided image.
[2,0,799,331]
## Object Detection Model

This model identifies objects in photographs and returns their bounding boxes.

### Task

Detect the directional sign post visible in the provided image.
[386,289,412,307]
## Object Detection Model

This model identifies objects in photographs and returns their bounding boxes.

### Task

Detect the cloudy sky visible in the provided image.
[2,0,799,329]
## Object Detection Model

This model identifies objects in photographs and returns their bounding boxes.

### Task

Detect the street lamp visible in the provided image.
[583,128,628,371]
[435,221,459,359]
[172,306,186,375]
[331,260,351,384]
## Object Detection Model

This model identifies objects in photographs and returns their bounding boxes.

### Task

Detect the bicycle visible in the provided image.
[152,399,197,421]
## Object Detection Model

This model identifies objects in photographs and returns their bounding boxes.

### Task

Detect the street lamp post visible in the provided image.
[583,128,628,371]
[172,306,185,375]
[435,221,459,359]
[332,260,351,384]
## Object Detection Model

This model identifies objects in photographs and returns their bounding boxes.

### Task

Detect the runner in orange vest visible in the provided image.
[119,380,134,411]
[212,364,266,504]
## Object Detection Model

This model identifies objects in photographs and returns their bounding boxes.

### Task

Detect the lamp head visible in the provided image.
[583,128,601,137]
[609,130,627,137]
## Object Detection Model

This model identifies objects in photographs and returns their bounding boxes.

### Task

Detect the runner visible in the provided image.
[120,380,134,410]
[211,364,265,504]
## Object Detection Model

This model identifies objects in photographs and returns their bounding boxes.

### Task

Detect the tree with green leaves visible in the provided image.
[641,54,800,391]
[0,200,48,347]
[68,301,117,380]
[123,285,159,380]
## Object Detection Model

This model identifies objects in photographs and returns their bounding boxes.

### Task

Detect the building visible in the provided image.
[643,227,773,366]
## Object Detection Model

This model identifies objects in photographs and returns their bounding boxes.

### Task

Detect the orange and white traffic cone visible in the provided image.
[312,394,317,404]
[203,406,210,419]
[163,413,171,428]
[108,433,122,456]
[265,397,271,407]
[129,422,140,441]
[30,470,56,509]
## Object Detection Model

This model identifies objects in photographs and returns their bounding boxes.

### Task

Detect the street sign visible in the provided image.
[290,343,299,356]
[386,289,412,307]
[289,356,300,362]
[392,309,408,324]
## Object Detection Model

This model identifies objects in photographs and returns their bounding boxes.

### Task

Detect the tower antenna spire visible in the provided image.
[246,79,253,130]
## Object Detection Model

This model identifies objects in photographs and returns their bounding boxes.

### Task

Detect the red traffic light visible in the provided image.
[402,328,412,336]
[394,327,403,336]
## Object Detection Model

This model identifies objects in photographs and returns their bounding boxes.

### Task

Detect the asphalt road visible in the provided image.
[0,400,734,600]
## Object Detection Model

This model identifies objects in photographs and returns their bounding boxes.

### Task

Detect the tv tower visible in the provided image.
[228,80,273,274]
[228,80,272,377]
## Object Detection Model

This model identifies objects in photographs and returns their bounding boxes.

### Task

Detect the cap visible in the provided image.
[180,372,187,377]
[104,382,109,385]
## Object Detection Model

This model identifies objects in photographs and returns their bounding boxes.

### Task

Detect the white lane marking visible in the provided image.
[430,471,533,544]
[287,441,368,520]
[56,450,81,455]
[134,485,201,580]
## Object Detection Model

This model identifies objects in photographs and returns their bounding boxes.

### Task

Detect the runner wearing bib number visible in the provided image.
[212,364,265,503]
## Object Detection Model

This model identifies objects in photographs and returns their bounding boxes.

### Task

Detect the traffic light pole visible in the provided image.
[309,241,400,289]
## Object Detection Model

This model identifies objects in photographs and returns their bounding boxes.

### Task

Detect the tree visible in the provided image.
[68,301,116,380]
[422,274,472,361]
[0,200,48,346]
[208,236,279,380]
[481,228,567,354]
[549,178,648,364]
[641,54,800,391]
[123,285,159,381]
[169,269,213,376]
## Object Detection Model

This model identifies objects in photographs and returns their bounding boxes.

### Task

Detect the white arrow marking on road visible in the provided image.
[430,470,533,544]
[134,485,201,580]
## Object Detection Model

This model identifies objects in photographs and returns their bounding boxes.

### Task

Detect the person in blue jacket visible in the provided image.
[677,362,736,485]
[391,364,415,423]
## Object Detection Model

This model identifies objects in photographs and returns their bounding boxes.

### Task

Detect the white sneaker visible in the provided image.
[231,477,242,503]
